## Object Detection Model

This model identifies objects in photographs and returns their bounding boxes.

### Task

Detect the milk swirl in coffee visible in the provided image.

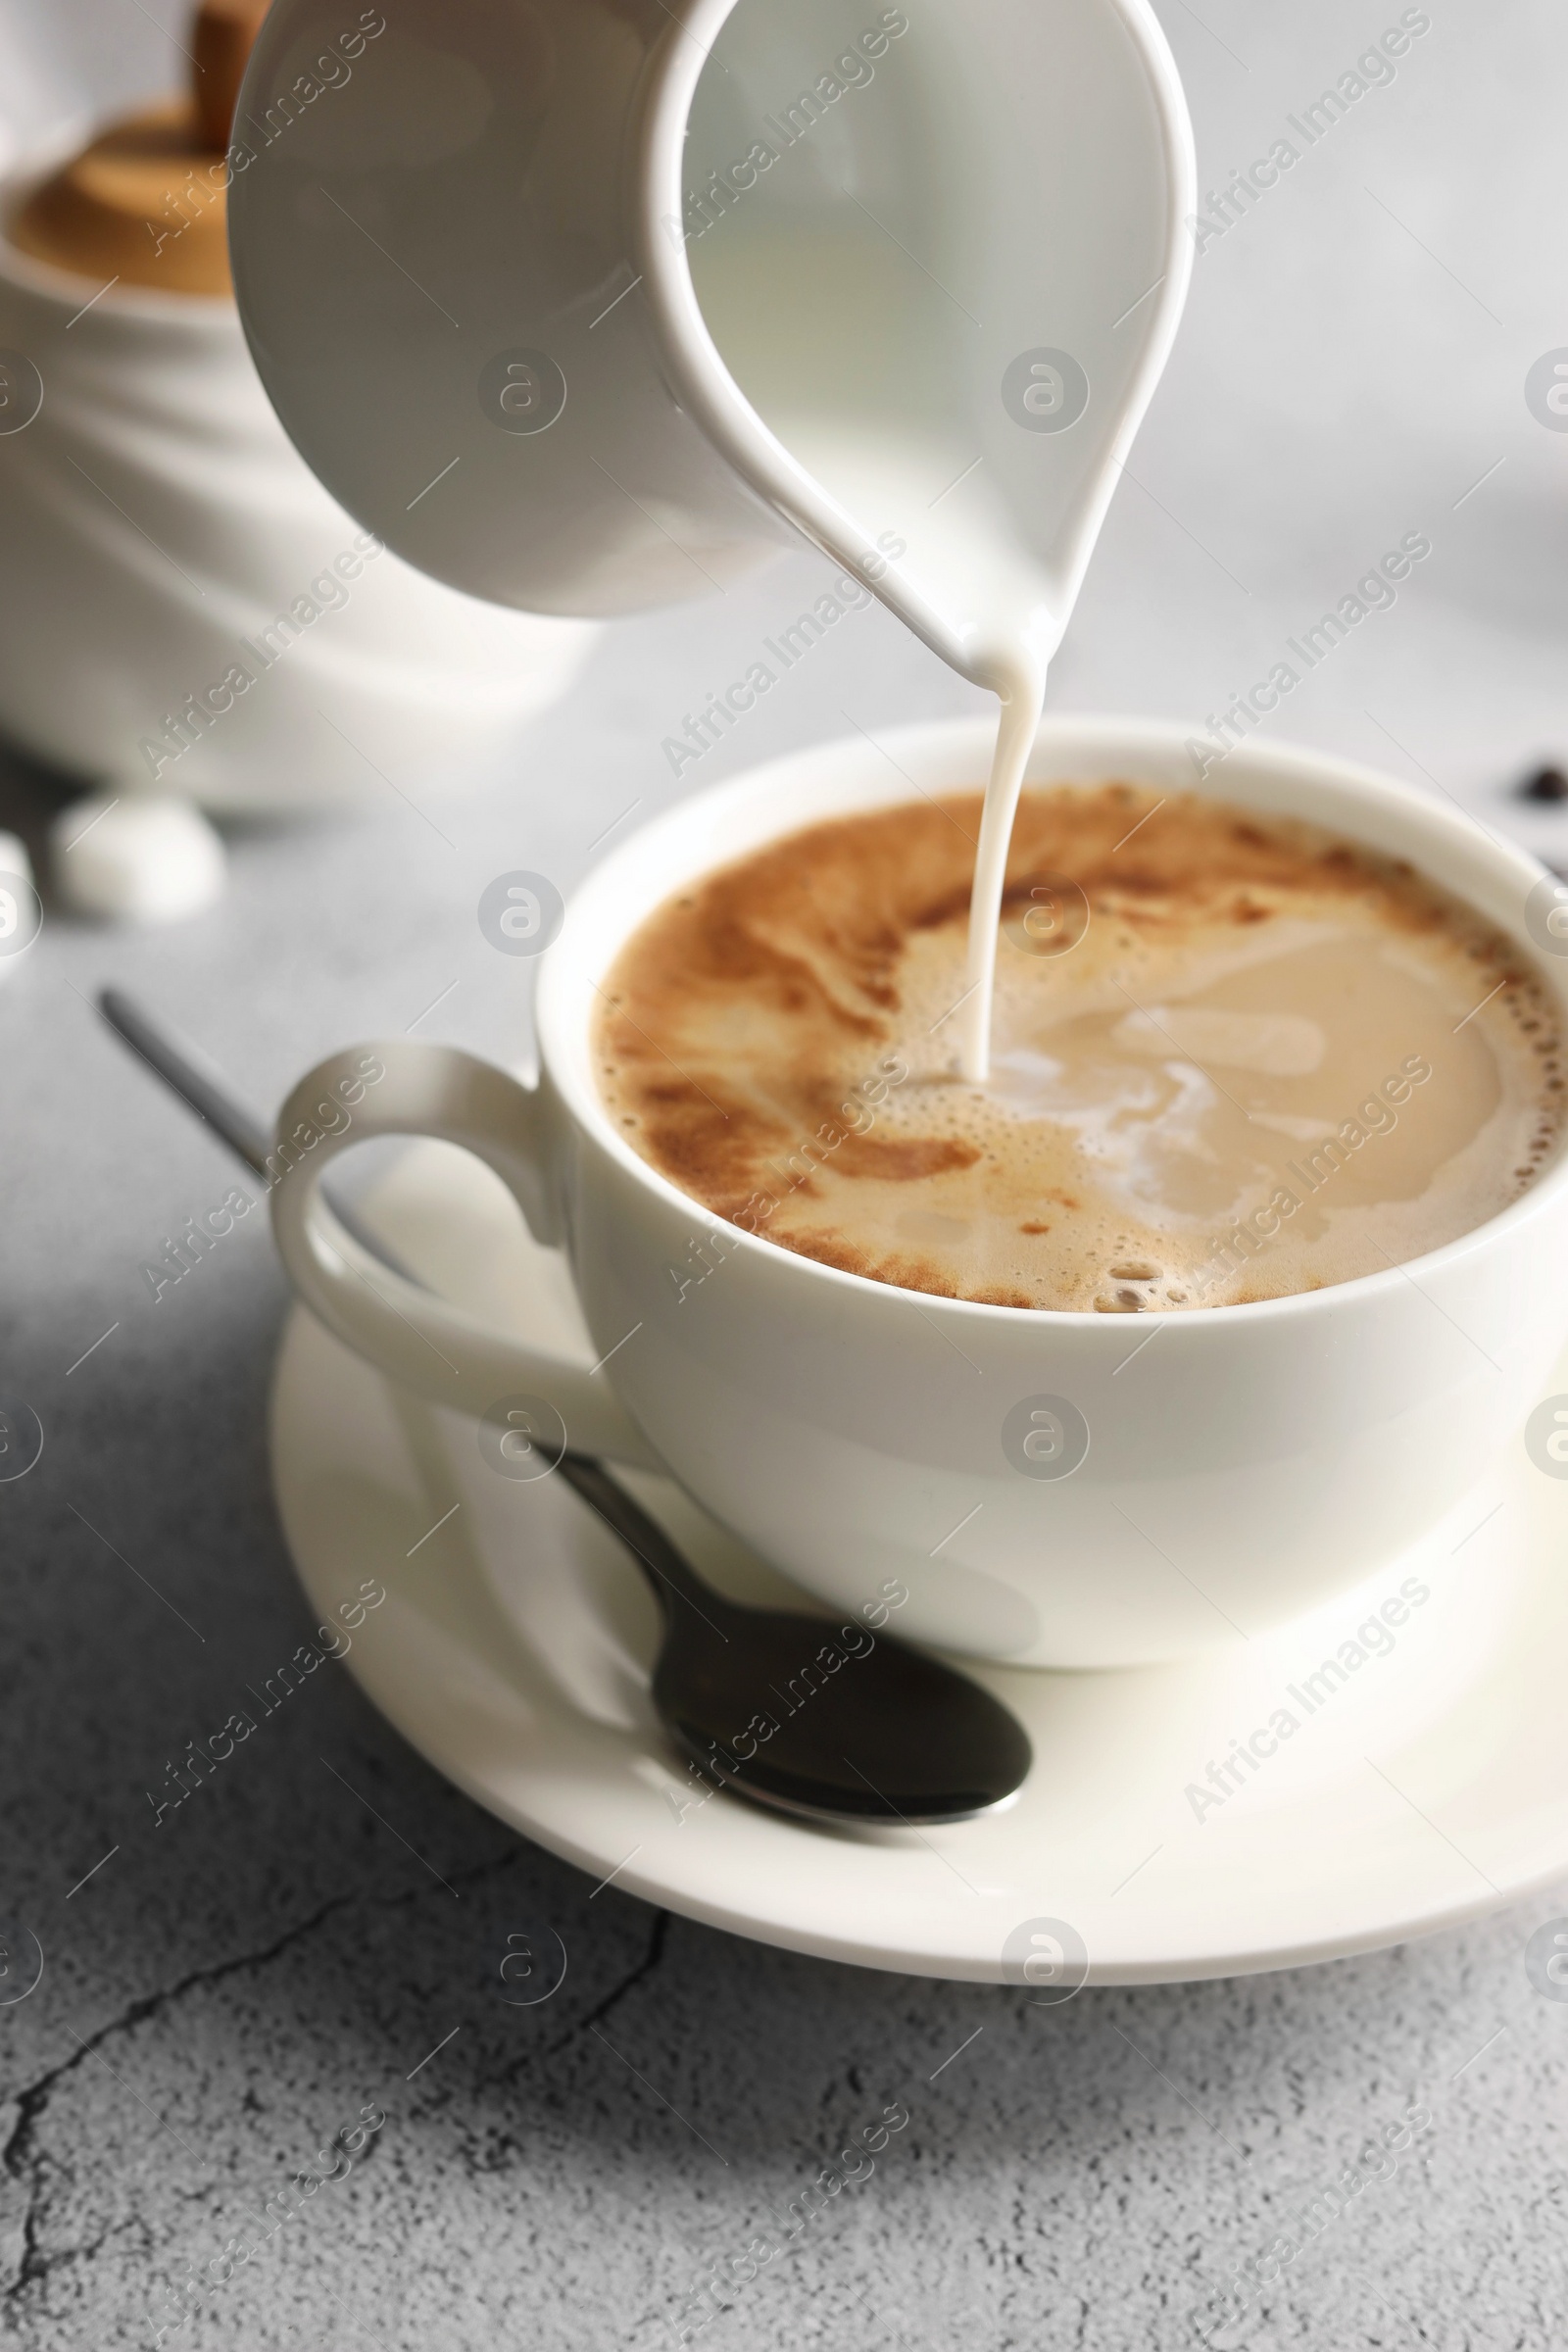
[596,785,1564,1311]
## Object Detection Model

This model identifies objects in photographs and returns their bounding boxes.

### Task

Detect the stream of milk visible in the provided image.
[957,661,1049,1083]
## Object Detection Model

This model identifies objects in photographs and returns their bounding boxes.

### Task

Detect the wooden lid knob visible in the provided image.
[9,102,234,295]
[192,0,272,150]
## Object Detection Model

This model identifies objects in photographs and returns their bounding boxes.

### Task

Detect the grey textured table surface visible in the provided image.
[5,1,1568,2347]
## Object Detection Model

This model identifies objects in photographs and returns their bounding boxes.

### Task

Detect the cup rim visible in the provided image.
[539,712,1567,1329]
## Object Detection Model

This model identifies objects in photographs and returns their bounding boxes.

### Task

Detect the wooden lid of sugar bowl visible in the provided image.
[8,1,270,300]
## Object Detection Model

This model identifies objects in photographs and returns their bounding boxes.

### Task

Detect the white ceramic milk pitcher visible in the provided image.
[229,0,1194,693]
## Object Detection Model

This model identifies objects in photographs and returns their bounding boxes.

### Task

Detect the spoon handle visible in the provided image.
[552,1451,727,1632]
[101,986,272,1174]
[99,987,418,1279]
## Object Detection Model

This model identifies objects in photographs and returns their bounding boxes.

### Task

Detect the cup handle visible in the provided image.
[269,1041,661,1470]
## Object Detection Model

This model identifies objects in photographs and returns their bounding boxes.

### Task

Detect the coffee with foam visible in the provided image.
[595,786,1564,1312]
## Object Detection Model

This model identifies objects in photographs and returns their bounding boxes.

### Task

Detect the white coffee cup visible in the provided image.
[270,717,1568,1669]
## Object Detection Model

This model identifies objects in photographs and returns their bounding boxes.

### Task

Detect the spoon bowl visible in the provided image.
[558,1455,1032,1826]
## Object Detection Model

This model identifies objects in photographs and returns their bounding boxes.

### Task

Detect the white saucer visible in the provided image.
[270,1142,1568,1984]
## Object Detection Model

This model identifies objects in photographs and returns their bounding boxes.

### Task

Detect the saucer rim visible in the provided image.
[268,1407,1559,1986]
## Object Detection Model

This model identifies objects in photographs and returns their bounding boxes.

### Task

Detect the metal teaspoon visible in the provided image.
[98,989,1033,1827]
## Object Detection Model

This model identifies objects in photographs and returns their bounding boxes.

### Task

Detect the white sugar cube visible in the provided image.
[51,795,225,923]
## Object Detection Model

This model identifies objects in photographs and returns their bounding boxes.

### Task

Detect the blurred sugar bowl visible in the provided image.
[0,1,596,861]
